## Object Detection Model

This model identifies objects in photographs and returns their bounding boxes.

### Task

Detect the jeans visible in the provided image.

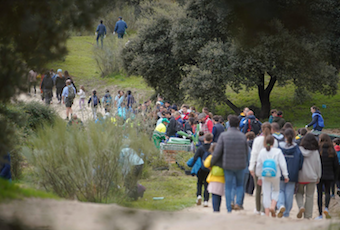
[197,169,209,201]
[96,33,104,49]
[118,33,124,39]
[224,169,245,212]
[296,183,316,219]
[317,179,332,215]
[277,181,295,217]
[212,194,221,212]
[231,170,248,206]
[92,107,98,120]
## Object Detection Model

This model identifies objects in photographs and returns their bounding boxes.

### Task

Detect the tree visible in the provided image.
[0,0,111,156]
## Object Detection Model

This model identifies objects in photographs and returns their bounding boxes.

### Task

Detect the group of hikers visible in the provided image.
[95,17,128,49]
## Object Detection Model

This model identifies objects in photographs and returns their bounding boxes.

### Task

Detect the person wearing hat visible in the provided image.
[95,20,107,49]
[114,16,128,39]
[152,118,170,149]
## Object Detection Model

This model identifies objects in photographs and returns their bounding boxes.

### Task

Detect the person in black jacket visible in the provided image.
[165,111,177,138]
[40,72,53,105]
[55,70,66,104]
[192,133,213,207]
[315,134,339,220]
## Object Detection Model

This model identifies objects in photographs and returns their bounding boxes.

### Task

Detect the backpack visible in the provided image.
[201,151,211,172]
[103,94,112,107]
[92,95,99,106]
[316,114,325,128]
[262,158,277,177]
[247,118,261,135]
[68,85,75,99]
[44,77,53,89]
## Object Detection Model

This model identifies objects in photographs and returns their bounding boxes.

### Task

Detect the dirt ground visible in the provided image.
[0,190,338,230]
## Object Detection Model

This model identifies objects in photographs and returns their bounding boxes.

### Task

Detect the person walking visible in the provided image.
[114,16,128,39]
[276,128,304,218]
[249,122,278,214]
[62,80,76,120]
[88,90,102,120]
[40,72,53,105]
[296,133,321,219]
[77,85,86,109]
[211,115,248,212]
[55,69,66,104]
[28,70,37,96]
[306,106,324,131]
[315,134,339,220]
[256,135,289,217]
[95,20,107,49]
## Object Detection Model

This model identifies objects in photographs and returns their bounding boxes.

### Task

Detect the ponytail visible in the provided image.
[265,135,274,152]
[284,128,295,146]
[261,122,272,148]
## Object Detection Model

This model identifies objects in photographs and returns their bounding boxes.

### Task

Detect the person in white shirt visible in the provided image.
[77,85,86,109]
[256,135,289,217]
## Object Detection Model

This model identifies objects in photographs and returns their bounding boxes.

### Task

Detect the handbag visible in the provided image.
[211,166,224,176]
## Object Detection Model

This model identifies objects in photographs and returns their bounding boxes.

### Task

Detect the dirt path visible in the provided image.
[0,191,338,230]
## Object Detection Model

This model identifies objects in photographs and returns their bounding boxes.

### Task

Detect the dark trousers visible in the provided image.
[317,179,332,215]
[212,194,222,212]
[331,168,340,195]
[118,33,124,39]
[44,89,52,105]
[56,87,63,102]
[28,81,37,94]
[96,33,104,49]
[197,169,209,201]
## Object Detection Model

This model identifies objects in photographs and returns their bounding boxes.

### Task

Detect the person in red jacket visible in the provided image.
[198,113,213,134]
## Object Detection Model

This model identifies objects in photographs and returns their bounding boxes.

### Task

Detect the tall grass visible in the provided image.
[22,118,159,203]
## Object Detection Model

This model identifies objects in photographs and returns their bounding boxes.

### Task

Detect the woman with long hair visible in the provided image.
[249,122,278,214]
[315,134,339,219]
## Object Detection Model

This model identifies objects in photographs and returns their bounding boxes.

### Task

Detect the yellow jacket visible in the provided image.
[204,155,225,183]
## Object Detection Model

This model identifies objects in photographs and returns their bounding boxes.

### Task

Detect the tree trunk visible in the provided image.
[222,96,240,115]
[258,74,277,119]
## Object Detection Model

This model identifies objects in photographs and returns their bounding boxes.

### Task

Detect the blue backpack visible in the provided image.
[201,151,211,172]
[92,95,98,106]
[262,158,277,177]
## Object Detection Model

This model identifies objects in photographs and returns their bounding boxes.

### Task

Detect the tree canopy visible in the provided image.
[123,0,340,117]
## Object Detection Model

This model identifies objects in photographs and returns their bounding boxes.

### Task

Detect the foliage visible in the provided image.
[175,151,193,171]
[93,37,127,77]
[22,119,159,203]
[0,178,58,202]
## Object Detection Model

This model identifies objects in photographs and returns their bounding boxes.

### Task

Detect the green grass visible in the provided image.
[0,178,59,202]
[119,173,196,211]
[46,36,152,92]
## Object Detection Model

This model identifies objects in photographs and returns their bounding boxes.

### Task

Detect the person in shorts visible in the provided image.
[62,80,76,120]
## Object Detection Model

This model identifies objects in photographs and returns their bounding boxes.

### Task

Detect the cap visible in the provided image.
[118,16,122,19]
[57,69,62,73]
[162,118,170,123]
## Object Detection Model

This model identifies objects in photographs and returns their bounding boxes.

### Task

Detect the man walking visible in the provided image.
[96,20,107,49]
[40,72,53,105]
[211,115,248,212]
[62,80,76,120]
[114,16,128,39]
[28,70,37,96]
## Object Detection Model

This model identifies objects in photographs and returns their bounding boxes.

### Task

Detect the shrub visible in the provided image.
[22,119,159,203]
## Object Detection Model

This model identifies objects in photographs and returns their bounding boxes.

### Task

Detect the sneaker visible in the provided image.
[297,207,305,219]
[196,195,202,205]
[254,208,261,215]
[324,208,331,219]
[234,205,241,211]
[277,206,285,218]
[331,195,335,199]
[269,208,276,218]
[315,215,323,220]
[203,201,208,207]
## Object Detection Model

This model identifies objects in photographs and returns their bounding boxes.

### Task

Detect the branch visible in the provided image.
[265,73,277,94]
[221,95,240,114]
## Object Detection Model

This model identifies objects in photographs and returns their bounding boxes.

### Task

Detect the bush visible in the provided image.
[93,36,127,77]
[22,119,159,203]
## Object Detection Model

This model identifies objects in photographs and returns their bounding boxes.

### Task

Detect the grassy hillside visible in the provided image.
[47,36,339,129]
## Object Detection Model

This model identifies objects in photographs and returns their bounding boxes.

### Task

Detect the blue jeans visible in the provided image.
[277,181,295,217]
[224,169,245,212]
[231,170,249,206]
[212,194,221,212]
[118,33,124,39]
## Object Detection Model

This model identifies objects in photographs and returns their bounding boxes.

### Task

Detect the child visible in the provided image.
[295,128,307,145]
[256,135,289,217]
[88,90,101,120]
[277,128,304,218]
[192,133,213,207]
[102,89,112,113]
[77,85,86,109]
[333,138,340,197]
[204,144,225,212]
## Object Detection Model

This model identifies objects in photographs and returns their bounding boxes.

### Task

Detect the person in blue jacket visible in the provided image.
[306,106,324,131]
[114,16,128,39]
[95,20,107,49]
[277,128,304,218]
[0,153,12,182]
